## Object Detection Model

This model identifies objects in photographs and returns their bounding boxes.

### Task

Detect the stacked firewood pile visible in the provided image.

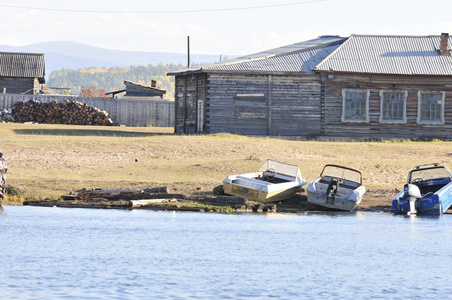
[12,99,116,126]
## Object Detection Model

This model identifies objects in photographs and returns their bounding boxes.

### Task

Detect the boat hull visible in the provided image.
[306,190,363,211]
[306,178,366,212]
[392,182,452,215]
[392,164,452,216]
[223,182,301,203]
[0,150,6,205]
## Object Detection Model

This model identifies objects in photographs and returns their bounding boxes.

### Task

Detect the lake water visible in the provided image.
[1,205,452,300]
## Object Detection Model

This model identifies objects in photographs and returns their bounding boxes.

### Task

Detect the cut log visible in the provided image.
[128,198,177,208]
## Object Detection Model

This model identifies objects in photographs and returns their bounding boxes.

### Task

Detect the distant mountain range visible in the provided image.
[0,41,226,79]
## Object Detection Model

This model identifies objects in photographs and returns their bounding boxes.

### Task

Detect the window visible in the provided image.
[379,90,407,124]
[417,91,445,125]
[342,89,369,123]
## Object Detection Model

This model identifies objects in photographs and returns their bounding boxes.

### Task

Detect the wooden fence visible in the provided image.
[0,94,175,127]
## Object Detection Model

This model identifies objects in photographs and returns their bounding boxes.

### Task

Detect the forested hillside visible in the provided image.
[47,64,188,99]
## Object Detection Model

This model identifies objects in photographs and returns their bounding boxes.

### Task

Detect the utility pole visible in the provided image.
[187,36,191,69]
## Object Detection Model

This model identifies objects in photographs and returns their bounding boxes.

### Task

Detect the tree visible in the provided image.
[80,86,107,97]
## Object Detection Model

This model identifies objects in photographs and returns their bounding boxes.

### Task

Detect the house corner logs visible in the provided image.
[12,99,116,126]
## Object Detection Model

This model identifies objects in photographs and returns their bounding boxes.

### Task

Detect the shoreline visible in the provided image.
[17,188,397,213]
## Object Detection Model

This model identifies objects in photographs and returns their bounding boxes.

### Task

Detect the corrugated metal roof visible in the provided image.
[205,43,343,72]
[169,36,346,74]
[315,34,452,75]
[225,35,346,61]
[0,52,46,81]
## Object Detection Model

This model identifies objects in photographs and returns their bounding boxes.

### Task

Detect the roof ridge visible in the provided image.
[350,33,445,38]
[0,51,45,56]
[314,36,353,71]
[271,39,346,58]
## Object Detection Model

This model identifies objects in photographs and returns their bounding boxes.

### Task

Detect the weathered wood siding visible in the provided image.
[322,73,452,139]
[0,94,174,127]
[0,77,39,94]
[207,74,268,135]
[206,73,322,136]
[174,74,207,133]
[270,75,322,136]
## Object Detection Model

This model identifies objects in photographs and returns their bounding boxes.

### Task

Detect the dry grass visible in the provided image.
[1,123,451,201]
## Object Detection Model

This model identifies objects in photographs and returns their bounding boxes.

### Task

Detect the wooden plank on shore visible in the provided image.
[129,199,177,207]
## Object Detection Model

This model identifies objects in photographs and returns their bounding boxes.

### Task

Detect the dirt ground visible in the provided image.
[1,124,451,212]
[358,189,399,212]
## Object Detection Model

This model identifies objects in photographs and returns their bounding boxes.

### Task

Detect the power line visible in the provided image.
[0,1,326,14]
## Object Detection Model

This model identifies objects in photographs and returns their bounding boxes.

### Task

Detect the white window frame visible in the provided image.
[341,89,370,123]
[379,90,407,124]
[417,91,445,125]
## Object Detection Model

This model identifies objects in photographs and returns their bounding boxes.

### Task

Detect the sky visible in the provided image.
[1,0,452,56]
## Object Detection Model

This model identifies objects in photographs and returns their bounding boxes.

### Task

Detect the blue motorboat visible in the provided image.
[392,163,452,215]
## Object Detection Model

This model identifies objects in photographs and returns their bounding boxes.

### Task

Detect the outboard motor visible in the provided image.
[403,183,421,215]
[326,178,339,204]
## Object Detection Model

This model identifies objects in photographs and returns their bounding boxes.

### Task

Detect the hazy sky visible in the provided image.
[1,0,451,56]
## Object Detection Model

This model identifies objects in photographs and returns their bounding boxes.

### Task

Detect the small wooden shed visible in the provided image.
[168,36,346,135]
[0,52,45,95]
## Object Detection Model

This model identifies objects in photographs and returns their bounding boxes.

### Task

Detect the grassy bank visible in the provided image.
[1,123,451,202]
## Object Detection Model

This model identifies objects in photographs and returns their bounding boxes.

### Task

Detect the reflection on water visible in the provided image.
[1,205,452,299]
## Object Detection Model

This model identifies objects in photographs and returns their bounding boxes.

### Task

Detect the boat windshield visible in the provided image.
[408,166,452,183]
[257,160,301,179]
[321,165,362,184]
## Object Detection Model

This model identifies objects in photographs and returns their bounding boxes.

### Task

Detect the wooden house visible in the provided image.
[0,52,45,94]
[169,33,452,139]
[168,36,346,135]
[315,33,452,139]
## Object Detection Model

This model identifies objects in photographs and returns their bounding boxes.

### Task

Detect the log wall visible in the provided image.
[322,73,452,139]
[0,77,39,95]
[0,94,174,127]
[174,73,322,136]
